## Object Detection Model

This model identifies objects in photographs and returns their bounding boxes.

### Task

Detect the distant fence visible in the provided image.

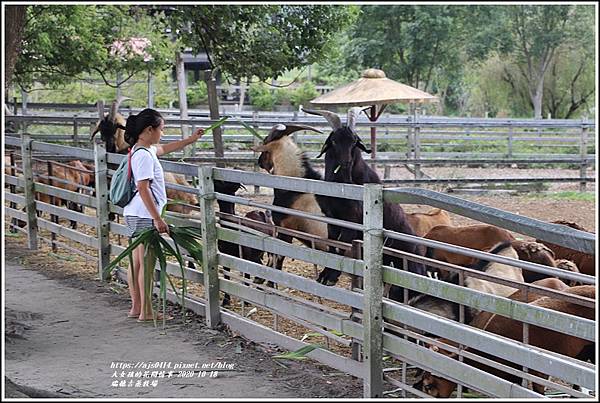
[5,109,596,191]
[4,136,596,398]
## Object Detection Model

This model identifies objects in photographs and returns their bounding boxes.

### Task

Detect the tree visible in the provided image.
[13,5,175,91]
[343,5,467,92]
[4,5,26,99]
[168,5,355,82]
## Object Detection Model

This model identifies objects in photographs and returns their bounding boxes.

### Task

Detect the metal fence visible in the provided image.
[3,136,596,398]
[4,109,596,191]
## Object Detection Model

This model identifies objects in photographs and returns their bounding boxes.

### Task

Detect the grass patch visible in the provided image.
[526,191,596,202]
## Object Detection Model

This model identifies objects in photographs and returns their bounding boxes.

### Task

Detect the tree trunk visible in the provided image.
[175,51,190,154]
[531,75,545,119]
[5,6,27,100]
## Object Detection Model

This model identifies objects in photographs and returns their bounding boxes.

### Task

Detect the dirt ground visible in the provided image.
[3,236,364,398]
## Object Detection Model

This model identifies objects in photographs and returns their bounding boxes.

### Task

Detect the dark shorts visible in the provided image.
[124,216,154,238]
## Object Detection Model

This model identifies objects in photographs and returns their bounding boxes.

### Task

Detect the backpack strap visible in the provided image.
[128,146,158,205]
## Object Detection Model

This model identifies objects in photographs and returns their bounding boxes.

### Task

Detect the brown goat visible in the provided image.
[34,160,95,229]
[415,284,595,397]
[555,259,582,286]
[424,224,516,280]
[537,220,595,277]
[162,172,199,214]
[406,208,453,237]
[510,240,557,283]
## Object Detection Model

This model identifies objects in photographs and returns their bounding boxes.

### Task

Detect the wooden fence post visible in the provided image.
[199,165,221,328]
[93,138,111,281]
[579,119,588,192]
[21,133,38,250]
[362,184,384,398]
[507,123,514,159]
[73,115,80,148]
[414,124,422,180]
[350,240,364,362]
[252,111,260,195]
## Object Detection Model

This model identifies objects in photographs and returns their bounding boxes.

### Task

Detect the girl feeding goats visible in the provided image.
[122,108,205,322]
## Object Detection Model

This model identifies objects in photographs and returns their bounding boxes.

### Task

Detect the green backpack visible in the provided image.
[109,146,150,208]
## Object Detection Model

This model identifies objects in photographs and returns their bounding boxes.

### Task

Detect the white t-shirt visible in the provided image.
[123,145,168,218]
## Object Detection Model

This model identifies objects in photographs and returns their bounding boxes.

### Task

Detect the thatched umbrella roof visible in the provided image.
[308,69,437,163]
[310,68,438,107]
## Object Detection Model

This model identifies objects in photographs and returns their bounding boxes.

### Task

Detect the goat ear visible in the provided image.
[316,138,331,158]
[116,124,126,131]
[356,140,371,154]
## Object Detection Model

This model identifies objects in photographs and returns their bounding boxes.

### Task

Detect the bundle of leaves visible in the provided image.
[104,224,203,328]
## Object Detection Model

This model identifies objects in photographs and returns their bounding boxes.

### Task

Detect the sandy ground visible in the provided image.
[3,240,363,399]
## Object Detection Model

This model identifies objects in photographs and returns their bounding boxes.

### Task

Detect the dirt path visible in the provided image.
[4,241,362,398]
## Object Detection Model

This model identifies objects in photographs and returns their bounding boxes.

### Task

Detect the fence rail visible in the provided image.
[3,139,596,398]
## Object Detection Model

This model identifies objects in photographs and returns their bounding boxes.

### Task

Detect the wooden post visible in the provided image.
[579,119,588,192]
[252,111,260,195]
[369,105,377,171]
[21,133,38,250]
[93,138,111,280]
[507,123,513,159]
[199,165,221,328]
[47,160,58,253]
[9,152,19,232]
[73,115,79,148]
[147,70,154,108]
[175,52,190,156]
[350,240,364,362]
[414,106,422,180]
[362,184,384,398]
[203,70,225,167]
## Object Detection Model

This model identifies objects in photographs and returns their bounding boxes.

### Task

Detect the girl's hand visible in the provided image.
[191,128,205,141]
[154,217,169,234]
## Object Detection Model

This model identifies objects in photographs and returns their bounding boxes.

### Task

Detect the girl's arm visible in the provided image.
[155,128,204,156]
[137,180,168,233]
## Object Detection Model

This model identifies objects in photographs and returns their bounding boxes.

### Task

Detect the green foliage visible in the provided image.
[290,82,318,108]
[15,5,176,89]
[170,5,355,81]
[248,83,277,110]
[185,81,208,107]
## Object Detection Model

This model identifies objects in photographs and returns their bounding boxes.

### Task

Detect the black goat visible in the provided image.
[214,180,273,307]
[303,107,427,299]
[91,96,131,154]
[253,124,331,272]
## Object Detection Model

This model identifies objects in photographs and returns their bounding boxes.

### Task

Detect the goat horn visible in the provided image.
[263,123,322,144]
[346,107,365,131]
[302,108,342,131]
[108,96,132,122]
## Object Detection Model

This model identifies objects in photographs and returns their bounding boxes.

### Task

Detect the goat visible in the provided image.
[302,107,427,294]
[555,259,582,286]
[415,285,595,397]
[162,172,200,214]
[510,240,556,283]
[406,208,453,237]
[90,96,131,154]
[214,180,273,307]
[424,224,516,280]
[252,123,331,271]
[537,220,595,276]
[463,242,524,321]
[407,242,524,326]
[35,160,95,229]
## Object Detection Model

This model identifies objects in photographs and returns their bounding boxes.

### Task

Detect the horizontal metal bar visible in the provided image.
[383,299,596,389]
[32,199,97,227]
[218,253,362,309]
[217,227,363,276]
[216,193,364,232]
[381,229,594,285]
[383,187,596,254]
[31,181,97,209]
[30,141,94,160]
[382,332,542,398]
[36,217,98,249]
[382,265,595,341]
[383,177,595,184]
[213,167,364,201]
